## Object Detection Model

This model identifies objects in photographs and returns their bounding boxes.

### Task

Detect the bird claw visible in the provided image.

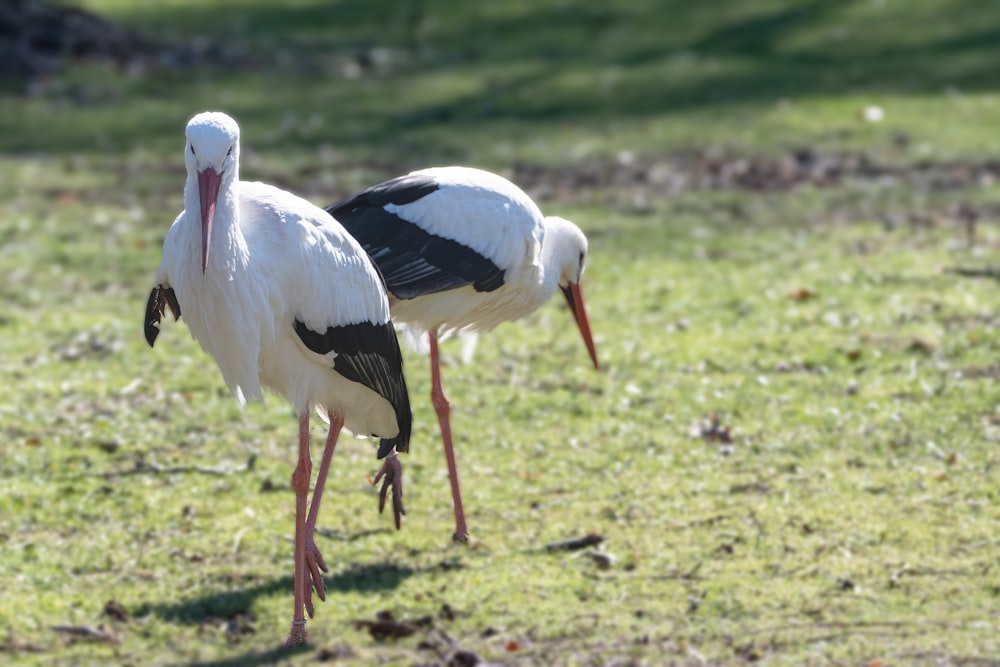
[372,452,405,529]
[303,533,328,618]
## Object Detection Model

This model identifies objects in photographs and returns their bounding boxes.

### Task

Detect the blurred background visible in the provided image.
[5,0,1000,171]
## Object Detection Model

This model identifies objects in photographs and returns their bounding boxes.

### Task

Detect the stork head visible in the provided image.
[546,216,600,370]
[184,112,241,274]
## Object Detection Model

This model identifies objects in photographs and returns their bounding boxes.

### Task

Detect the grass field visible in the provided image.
[1,1,999,665]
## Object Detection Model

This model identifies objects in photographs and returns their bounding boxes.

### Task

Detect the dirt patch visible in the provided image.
[501,146,1000,236]
[513,147,1000,199]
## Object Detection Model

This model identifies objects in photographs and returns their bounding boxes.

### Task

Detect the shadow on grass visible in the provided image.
[134,561,415,625]
[180,642,313,667]
[4,0,1000,156]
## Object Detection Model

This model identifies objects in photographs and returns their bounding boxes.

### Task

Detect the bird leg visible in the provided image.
[285,412,313,646]
[429,330,469,542]
[372,450,404,529]
[301,411,344,619]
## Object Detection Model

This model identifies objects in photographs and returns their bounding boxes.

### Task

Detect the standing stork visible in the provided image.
[326,166,599,542]
[144,112,411,646]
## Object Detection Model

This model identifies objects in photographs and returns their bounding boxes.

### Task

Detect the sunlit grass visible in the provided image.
[2,0,999,664]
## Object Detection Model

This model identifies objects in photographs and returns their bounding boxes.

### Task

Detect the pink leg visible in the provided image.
[284,412,312,646]
[301,411,343,619]
[429,330,469,542]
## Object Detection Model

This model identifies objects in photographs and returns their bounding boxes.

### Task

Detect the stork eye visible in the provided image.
[190,145,195,156]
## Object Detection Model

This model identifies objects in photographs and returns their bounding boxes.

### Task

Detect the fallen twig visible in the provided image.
[944,266,1000,280]
[743,619,930,639]
[668,513,729,530]
[954,537,1000,553]
[544,533,605,552]
[62,461,233,479]
[648,561,703,581]
[50,624,122,644]
[314,527,391,542]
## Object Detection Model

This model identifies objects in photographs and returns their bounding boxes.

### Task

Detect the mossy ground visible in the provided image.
[1,1,998,664]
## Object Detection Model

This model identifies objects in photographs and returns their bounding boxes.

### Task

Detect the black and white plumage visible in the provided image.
[326,166,599,541]
[144,111,411,645]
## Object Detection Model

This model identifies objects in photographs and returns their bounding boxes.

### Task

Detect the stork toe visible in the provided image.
[373,453,405,529]
[304,533,329,616]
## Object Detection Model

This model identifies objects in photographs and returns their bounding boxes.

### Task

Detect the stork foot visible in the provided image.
[303,533,329,618]
[373,451,405,529]
[284,620,308,647]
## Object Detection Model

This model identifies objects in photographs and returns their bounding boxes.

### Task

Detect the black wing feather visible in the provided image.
[144,285,181,347]
[293,319,411,457]
[326,174,506,299]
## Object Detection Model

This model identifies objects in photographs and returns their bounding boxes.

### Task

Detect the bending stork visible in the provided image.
[326,166,598,541]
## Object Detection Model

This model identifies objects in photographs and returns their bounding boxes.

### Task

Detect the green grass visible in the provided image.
[2,0,1000,664]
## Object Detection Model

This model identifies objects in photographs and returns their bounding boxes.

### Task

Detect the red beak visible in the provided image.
[561,283,599,370]
[197,168,222,274]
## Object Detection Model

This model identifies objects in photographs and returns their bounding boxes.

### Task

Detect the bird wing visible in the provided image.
[326,167,542,300]
[242,182,411,454]
[144,285,181,347]
[293,318,410,456]
[144,213,184,347]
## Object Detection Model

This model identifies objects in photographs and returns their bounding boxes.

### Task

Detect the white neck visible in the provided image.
[539,216,579,298]
[181,174,249,275]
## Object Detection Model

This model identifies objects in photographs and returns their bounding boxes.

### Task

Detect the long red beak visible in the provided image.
[197,168,222,274]
[561,283,599,370]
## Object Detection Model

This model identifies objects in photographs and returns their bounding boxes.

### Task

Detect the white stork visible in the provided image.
[326,166,599,542]
[144,111,411,646]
